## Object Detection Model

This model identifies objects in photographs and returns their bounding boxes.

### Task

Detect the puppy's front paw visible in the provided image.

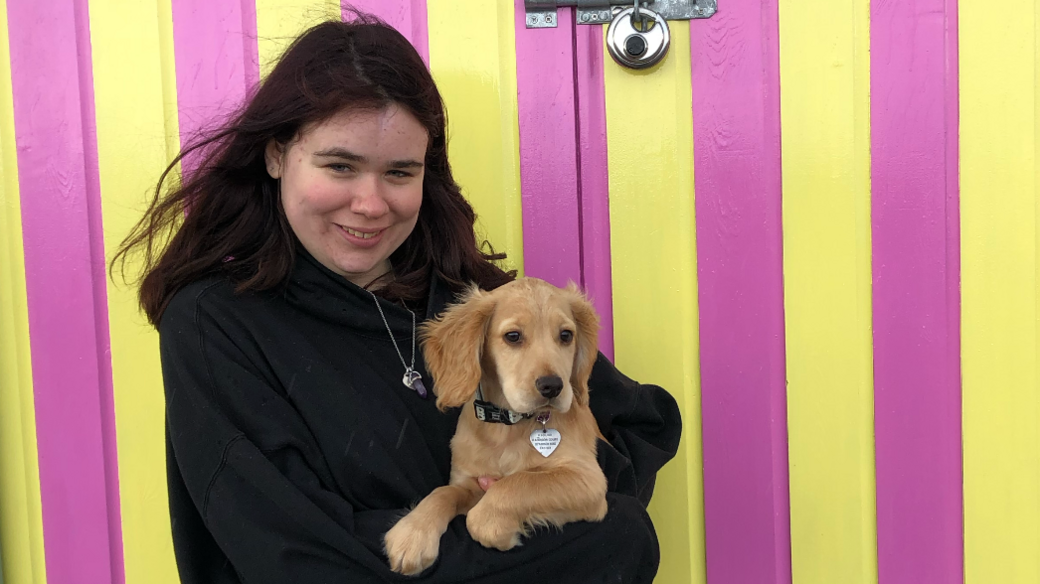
[384,512,442,576]
[466,501,522,551]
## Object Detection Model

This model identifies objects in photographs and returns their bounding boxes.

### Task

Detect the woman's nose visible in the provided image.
[349,176,390,218]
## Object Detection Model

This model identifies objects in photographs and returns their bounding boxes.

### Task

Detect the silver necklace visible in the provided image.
[368,290,428,399]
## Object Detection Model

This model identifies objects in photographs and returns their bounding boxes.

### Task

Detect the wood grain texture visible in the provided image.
[870,0,963,581]
[779,0,878,580]
[690,1,790,582]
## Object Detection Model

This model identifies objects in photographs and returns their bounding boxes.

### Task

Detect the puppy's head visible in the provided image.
[420,278,599,414]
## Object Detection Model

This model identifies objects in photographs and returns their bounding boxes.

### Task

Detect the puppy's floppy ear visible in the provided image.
[564,282,600,406]
[420,285,497,412]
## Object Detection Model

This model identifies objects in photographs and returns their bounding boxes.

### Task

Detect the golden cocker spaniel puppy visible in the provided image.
[384,277,608,575]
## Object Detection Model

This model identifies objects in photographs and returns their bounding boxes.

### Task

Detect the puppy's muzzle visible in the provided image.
[535,375,564,399]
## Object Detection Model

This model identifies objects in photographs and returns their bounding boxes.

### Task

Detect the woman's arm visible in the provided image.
[587,353,684,505]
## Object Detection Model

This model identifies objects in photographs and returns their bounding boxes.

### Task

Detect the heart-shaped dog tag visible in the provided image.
[530,428,562,457]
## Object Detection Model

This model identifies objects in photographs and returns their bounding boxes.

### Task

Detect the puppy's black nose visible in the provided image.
[536,375,563,399]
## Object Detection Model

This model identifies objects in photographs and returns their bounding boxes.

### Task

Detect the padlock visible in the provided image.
[606,5,670,69]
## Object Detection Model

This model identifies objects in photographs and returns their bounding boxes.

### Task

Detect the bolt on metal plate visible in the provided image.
[526,10,558,28]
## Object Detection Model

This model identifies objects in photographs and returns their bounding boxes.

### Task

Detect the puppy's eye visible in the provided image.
[504,331,522,344]
[560,330,574,344]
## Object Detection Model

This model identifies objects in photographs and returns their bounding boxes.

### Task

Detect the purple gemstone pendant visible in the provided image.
[403,369,428,398]
[412,377,428,399]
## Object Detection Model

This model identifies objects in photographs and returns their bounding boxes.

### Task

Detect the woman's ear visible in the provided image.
[564,282,600,406]
[264,140,284,179]
[420,286,497,412]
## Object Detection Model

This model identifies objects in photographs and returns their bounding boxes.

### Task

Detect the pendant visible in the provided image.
[530,411,559,457]
[530,428,561,457]
[403,369,428,398]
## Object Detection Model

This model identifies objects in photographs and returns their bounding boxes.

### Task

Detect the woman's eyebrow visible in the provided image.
[312,147,423,169]
[313,147,364,161]
[389,159,424,169]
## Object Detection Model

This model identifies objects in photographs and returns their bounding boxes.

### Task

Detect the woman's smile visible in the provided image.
[337,224,386,248]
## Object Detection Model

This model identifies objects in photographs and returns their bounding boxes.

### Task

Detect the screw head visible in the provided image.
[581,13,590,22]
[545,14,554,23]
[527,14,537,25]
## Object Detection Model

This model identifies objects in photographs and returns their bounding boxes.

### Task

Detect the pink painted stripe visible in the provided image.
[513,7,581,287]
[574,19,613,360]
[7,1,124,583]
[691,0,790,582]
[172,0,260,176]
[513,3,614,359]
[347,0,429,63]
[871,0,963,580]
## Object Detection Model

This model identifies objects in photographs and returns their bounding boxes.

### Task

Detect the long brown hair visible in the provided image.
[111,11,515,326]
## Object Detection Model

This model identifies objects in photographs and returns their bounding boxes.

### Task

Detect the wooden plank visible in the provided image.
[87,0,186,580]
[7,0,123,581]
[513,2,581,289]
[960,0,1040,580]
[778,0,878,579]
[603,24,703,584]
[0,0,46,580]
[870,0,963,580]
[426,0,524,275]
[574,22,614,360]
[691,1,790,581]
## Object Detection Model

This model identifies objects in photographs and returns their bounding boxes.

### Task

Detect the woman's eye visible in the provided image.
[560,330,574,344]
[504,331,522,344]
[328,164,352,173]
[387,170,413,179]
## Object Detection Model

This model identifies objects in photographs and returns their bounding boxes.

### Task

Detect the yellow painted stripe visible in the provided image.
[778,0,877,581]
[87,0,181,581]
[603,28,703,584]
[426,0,524,275]
[0,0,47,581]
[960,0,1040,580]
[255,0,342,77]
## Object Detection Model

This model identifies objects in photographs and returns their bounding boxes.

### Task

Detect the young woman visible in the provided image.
[114,12,681,583]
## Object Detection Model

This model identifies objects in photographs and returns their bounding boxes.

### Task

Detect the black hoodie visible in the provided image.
[159,249,682,584]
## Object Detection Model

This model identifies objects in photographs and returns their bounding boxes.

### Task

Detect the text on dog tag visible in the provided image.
[530,428,561,457]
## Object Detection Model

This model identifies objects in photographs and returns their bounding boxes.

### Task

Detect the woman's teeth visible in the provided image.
[344,227,379,239]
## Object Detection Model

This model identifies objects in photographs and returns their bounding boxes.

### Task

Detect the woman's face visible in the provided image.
[266,105,428,287]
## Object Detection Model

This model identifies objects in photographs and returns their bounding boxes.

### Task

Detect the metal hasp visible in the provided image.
[523,0,717,28]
